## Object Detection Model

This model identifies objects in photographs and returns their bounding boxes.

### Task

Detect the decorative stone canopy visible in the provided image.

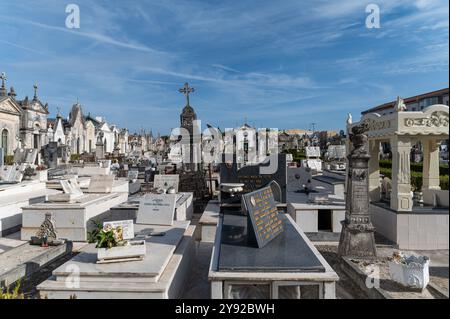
[348,103,449,212]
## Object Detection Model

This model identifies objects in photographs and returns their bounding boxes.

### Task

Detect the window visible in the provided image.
[1,129,8,154]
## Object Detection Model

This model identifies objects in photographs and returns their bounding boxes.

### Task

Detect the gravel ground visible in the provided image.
[315,245,369,299]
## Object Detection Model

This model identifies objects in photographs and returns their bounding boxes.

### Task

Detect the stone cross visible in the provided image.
[178,82,195,106]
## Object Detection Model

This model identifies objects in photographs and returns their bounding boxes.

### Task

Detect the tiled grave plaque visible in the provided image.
[242,185,284,248]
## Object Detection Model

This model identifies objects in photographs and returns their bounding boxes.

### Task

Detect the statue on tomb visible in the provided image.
[349,121,369,156]
[394,96,407,112]
[36,213,58,247]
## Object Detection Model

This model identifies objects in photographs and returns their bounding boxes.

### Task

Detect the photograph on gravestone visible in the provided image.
[242,185,284,248]
[136,193,177,225]
[103,220,134,240]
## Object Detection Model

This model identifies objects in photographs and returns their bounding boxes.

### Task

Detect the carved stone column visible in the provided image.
[368,139,381,202]
[390,135,412,211]
[338,122,377,258]
[422,139,441,190]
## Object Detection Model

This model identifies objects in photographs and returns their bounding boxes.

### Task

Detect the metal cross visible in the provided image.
[33,83,38,99]
[178,82,195,106]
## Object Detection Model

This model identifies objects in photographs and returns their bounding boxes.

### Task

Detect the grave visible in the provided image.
[209,184,338,299]
[220,153,287,203]
[136,193,177,226]
[0,180,60,236]
[38,221,196,299]
[154,174,180,193]
[107,192,194,223]
[20,177,129,241]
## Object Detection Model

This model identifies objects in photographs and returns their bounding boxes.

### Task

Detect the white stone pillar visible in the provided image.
[390,136,413,211]
[368,139,380,202]
[422,139,441,190]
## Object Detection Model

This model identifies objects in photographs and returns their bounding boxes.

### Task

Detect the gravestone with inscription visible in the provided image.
[136,193,177,225]
[242,186,284,248]
[87,175,115,193]
[220,153,287,202]
[338,122,377,258]
[154,174,180,193]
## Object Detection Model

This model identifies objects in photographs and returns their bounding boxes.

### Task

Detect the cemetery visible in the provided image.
[0,73,448,301]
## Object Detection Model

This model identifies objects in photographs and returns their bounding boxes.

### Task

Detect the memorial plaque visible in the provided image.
[154,174,179,192]
[136,193,177,225]
[242,185,284,248]
[60,178,84,197]
[305,146,321,158]
[13,148,26,164]
[220,153,287,202]
[25,149,38,164]
[103,220,134,240]
[328,145,346,160]
[88,175,115,193]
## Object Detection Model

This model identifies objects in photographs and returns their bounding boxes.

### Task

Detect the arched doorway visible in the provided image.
[1,129,8,155]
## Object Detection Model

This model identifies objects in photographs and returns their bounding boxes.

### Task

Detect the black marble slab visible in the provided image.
[218,213,325,272]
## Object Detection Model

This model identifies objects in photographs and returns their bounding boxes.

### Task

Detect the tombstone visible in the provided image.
[220,153,287,202]
[327,145,346,160]
[136,193,177,225]
[49,178,84,202]
[154,174,180,193]
[127,170,139,182]
[87,175,115,193]
[338,122,377,258]
[285,154,293,162]
[13,148,26,163]
[0,148,4,167]
[43,142,58,169]
[305,146,321,158]
[25,149,38,164]
[241,185,284,248]
[0,165,15,182]
[95,133,105,160]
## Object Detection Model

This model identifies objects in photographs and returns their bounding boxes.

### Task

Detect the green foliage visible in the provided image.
[70,154,81,162]
[379,160,449,175]
[0,280,25,299]
[282,148,306,162]
[89,220,124,249]
[87,220,103,243]
[379,167,448,191]
[4,155,14,165]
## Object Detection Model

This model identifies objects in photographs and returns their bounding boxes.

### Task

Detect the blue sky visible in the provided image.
[0,0,448,134]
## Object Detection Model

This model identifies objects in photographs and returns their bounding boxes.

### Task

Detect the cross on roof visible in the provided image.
[33,83,38,99]
[178,82,195,106]
[0,72,6,87]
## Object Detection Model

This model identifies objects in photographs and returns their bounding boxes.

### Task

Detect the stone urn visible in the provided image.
[388,252,430,290]
[97,240,146,264]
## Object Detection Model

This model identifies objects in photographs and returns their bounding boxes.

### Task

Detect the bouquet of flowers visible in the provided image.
[95,224,127,249]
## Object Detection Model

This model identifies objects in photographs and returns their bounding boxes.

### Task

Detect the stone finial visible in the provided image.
[8,86,16,99]
[347,113,353,125]
[394,96,406,112]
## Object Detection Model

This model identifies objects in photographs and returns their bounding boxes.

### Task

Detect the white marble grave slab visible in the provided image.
[87,175,115,193]
[136,193,177,226]
[305,146,321,158]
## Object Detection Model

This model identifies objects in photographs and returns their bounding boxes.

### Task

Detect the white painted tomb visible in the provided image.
[0,179,60,237]
[287,168,345,236]
[38,221,195,299]
[106,192,194,223]
[349,103,449,249]
[20,177,129,241]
